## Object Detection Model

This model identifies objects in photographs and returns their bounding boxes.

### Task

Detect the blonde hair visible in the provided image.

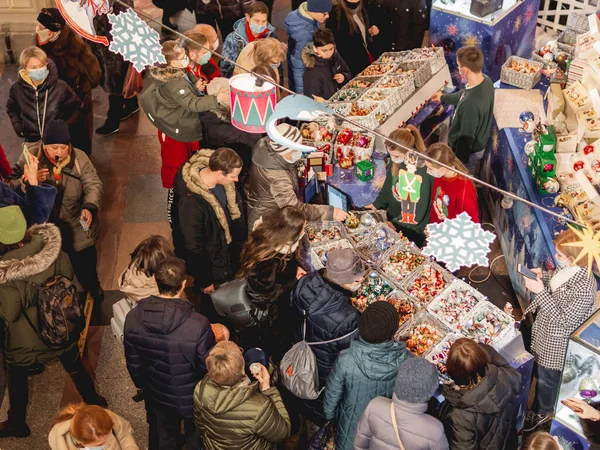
[253,38,285,66]
[161,40,185,64]
[182,31,209,52]
[193,24,217,46]
[522,432,560,450]
[387,125,426,176]
[425,143,474,188]
[206,341,244,386]
[555,228,587,268]
[20,46,48,68]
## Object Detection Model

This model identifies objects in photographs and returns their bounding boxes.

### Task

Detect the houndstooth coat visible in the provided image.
[525,267,597,371]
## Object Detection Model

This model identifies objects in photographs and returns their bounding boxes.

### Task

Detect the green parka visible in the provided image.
[193,376,291,450]
[0,223,76,366]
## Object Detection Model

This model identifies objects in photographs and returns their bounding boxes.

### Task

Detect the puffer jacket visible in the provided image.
[244,137,333,230]
[39,24,101,99]
[123,295,215,418]
[207,0,252,19]
[48,409,139,450]
[323,338,412,450]
[285,3,321,93]
[439,345,521,450]
[194,376,291,450]
[221,18,277,78]
[290,271,360,387]
[302,44,352,100]
[0,223,75,366]
[6,60,82,142]
[0,181,57,226]
[118,265,159,302]
[10,147,103,252]
[140,65,219,143]
[354,394,449,450]
[172,150,246,289]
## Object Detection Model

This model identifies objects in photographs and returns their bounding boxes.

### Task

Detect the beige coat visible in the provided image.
[48,410,139,450]
[118,265,159,302]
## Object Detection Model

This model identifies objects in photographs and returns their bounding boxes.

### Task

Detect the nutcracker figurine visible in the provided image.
[392,152,422,224]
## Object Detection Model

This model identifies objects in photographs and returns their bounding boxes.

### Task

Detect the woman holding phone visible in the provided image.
[522,228,597,432]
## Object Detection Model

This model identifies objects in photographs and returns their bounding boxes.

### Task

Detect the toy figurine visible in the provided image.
[392,152,422,224]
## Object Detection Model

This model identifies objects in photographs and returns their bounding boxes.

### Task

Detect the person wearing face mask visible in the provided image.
[49,404,138,450]
[220,2,276,78]
[366,126,432,248]
[233,37,286,84]
[183,30,222,86]
[245,124,348,231]
[326,0,379,78]
[522,228,597,432]
[237,206,307,359]
[302,29,352,102]
[424,142,479,224]
[430,46,494,176]
[9,119,105,302]
[7,47,82,154]
[323,301,412,450]
[36,8,102,156]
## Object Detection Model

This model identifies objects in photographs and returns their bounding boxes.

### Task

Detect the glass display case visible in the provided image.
[554,309,600,437]
[432,0,518,25]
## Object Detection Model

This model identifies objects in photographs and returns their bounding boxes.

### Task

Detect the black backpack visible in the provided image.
[23,276,83,349]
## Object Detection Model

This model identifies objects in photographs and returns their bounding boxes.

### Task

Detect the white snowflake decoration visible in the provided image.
[108,9,165,73]
[422,212,495,271]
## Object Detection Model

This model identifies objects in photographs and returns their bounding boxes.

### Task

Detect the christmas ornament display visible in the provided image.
[461,302,515,346]
[330,88,362,102]
[309,239,353,270]
[347,78,376,89]
[380,247,426,282]
[401,314,446,356]
[356,224,399,263]
[361,64,396,76]
[406,264,448,305]
[387,295,415,327]
[351,271,394,312]
[427,280,483,327]
[426,335,459,383]
[306,222,342,244]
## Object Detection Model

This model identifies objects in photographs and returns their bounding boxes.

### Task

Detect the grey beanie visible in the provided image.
[270,124,303,153]
[394,357,439,404]
[326,248,364,285]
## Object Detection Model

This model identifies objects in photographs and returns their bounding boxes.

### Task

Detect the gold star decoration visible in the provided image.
[462,33,480,47]
[564,222,600,274]
[491,128,499,154]
[513,16,522,32]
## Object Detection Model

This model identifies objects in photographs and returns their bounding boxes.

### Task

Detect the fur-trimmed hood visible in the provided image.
[149,65,187,84]
[181,150,241,244]
[301,42,321,69]
[0,223,62,284]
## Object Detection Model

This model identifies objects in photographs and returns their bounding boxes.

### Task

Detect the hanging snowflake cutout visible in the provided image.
[108,9,165,73]
[422,212,495,271]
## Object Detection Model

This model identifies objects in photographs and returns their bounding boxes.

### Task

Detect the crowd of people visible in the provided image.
[0,0,599,449]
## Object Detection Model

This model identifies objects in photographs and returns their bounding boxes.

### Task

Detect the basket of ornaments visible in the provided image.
[300,121,336,163]
[377,52,403,64]
[377,75,415,104]
[500,56,543,90]
[343,210,388,245]
[385,290,418,329]
[426,333,462,383]
[346,77,381,90]
[398,47,445,74]
[361,87,402,112]
[309,238,354,270]
[329,88,363,103]
[377,243,426,286]
[459,301,516,350]
[395,60,432,87]
[350,269,395,312]
[343,101,383,130]
[334,128,375,169]
[396,311,449,356]
[401,262,454,306]
[360,63,398,78]
[304,220,344,247]
[426,279,485,329]
[355,223,402,265]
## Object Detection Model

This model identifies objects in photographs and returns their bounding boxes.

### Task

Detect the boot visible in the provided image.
[162,11,178,31]
[407,213,417,224]
[121,96,139,121]
[0,421,31,438]
[401,212,409,223]
[95,94,123,136]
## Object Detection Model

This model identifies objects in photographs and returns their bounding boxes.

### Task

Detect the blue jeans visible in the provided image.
[531,363,562,415]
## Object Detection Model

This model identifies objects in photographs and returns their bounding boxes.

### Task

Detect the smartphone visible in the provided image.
[518,264,538,281]
[22,146,31,166]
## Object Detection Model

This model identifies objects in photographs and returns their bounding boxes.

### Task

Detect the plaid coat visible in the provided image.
[525,267,596,371]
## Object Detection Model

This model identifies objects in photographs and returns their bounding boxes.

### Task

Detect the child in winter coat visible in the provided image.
[221,2,276,78]
[424,143,479,224]
[182,30,221,89]
[302,30,352,101]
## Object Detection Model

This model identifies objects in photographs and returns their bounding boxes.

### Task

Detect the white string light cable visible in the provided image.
[114,0,585,228]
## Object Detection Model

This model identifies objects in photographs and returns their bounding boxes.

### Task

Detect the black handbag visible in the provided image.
[210,279,267,329]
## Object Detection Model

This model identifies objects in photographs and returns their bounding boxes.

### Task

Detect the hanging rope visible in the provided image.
[113,0,585,228]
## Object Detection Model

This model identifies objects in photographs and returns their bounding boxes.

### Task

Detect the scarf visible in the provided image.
[245,20,269,43]
[52,155,71,181]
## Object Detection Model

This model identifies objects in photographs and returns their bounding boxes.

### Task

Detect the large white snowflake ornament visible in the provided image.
[108,9,165,73]
[422,212,495,271]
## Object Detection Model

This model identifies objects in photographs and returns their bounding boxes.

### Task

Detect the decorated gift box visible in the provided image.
[350,269,395,312]
[427,279,485,329]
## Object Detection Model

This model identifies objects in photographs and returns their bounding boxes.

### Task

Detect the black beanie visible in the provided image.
[37,8,66,32]
[359,301,399,344]
[43,120,71,145]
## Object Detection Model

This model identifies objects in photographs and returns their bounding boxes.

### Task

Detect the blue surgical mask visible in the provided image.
[270,62,281,69]
[28,67,49,82]
[556,258,570,269]
[249,22,267,34]
[198,51,211,65]
[71,434,106,450]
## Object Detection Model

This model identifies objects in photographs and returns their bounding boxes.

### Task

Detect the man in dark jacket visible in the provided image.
[36,7,102,154]
[171,148,246,299]
[207,0,253,41]
[124,256,216,450]
[302,30,352,101]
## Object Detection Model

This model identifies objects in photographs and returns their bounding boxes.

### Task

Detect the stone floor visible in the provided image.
[0,1,523,448]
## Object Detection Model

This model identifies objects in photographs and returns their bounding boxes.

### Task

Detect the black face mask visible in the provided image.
[345,0,360,9]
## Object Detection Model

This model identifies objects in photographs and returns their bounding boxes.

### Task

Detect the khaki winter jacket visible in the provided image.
[118,265,159,302]
[48,410,139,450]
[194,376,291,450]
[244,137,333,230]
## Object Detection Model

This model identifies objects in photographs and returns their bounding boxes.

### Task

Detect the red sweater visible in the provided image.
[0,144,12,181]
[187,58,221,92]
[429,175,479,224]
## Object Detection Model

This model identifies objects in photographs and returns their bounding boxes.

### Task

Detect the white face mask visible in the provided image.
[390,156,405,164]
[213,38,220,51]
[427,168,444,178]
[171,55,190,68]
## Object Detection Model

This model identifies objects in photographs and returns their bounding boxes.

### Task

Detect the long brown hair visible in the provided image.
[522,432,560,450]
[446,338,490,388]
[52,404,113,445]
[128,235,175,277]
[237,206,306,278]
[334,0,364,35]
[425,143,473,185]
[387,125,426,177]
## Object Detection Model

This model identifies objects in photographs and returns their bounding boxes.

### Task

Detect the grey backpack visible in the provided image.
[280,317,358,400]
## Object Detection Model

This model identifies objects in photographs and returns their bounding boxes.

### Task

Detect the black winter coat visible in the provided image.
[367,0,429,57]
[290,271,359,387]
[302,46,352,101]
[439,345,521,450]
[207,0,252,20]
[6,60,82,143]
[171,151,246,290]
[326,5,373,78]
[123,295,215,418]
